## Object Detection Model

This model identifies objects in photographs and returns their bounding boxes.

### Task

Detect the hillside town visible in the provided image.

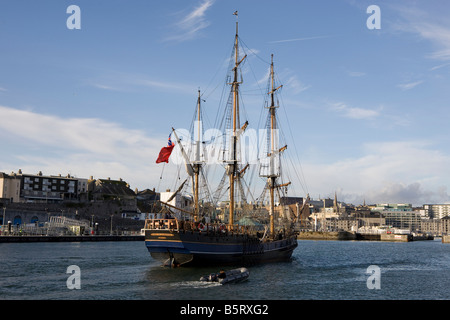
[1,169,450,237]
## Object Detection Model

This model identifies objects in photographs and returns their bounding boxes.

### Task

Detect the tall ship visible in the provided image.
[143,13,309,267]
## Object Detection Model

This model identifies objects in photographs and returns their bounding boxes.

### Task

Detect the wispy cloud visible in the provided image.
[91,83,123,91]
[285,76,311,94]
[164,0,215,42]
[391,4,450,61]
[136,78,196,93]
[88,73,196,94]
[347,71,366,77]
[430,62,450,71]
[415,23,450,61]
[254,67,310,95]
[397,80,423,91]
[331,102,380,120]
[269,35,331,44]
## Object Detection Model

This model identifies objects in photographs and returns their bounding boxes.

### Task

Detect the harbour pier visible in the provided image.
[0,235,144,242]
[297,231,434,242]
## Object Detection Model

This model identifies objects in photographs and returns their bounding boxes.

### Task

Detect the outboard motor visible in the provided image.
[209,273,217,282]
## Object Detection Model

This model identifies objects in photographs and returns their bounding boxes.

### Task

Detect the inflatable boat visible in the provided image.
[200,267,249,285]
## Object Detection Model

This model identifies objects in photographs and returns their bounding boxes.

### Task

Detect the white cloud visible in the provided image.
[0,105,168,190]
[301,140,450,206]
[331,102,380,120]
[164,0,215,42]
[363,182,450,206]
[397,80,423,91]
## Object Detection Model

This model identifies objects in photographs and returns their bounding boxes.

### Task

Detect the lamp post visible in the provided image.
[46,208,50,236]
[110,214,113,235]
[2,207,6,235]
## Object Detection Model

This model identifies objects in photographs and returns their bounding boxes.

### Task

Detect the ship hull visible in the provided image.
[145,228,297,267]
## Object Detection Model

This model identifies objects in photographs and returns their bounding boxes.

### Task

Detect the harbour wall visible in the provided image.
[442,235,450,243]
[298,232,433,242]
[297,231,357,241]
[380,233,411,242]
[0,235,144,243]
[1,202,145,233]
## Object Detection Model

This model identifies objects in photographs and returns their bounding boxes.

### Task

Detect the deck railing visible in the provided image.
[144,218,282,239]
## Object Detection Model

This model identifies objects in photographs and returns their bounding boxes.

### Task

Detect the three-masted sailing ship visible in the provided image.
[144,14,306,267]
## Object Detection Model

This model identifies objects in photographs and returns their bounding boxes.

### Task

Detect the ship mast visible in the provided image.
[228,11,245,227]
[193,89,202,222]
[171,90,204,223]
[267,54,286,236]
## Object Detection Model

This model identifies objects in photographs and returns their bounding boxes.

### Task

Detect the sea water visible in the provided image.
[1,239,450,300]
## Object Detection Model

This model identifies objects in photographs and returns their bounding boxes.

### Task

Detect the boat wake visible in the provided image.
[171,280,221,289]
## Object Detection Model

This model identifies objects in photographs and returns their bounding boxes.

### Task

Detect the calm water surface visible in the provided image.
[1,239,450,300]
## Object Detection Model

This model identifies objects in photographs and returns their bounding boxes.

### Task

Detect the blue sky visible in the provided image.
[1,0,450,206]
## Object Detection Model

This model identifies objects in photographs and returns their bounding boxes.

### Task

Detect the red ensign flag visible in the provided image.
[156,133,175,163]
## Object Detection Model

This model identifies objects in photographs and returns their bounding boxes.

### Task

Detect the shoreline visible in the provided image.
[297,231,435,242]
[0,235,144,243]
[0,231,438,243]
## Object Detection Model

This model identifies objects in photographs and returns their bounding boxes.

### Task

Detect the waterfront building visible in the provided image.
[88,177,134,200]
[420,217,450,236]
[87,177,137,211]
[0,170,80,203]
[0,172,21,203]
[420,219,441,235]
[383,210,421,231]
[441,217,450,235]
[77,178,88,201]
[423,204,450,219]
[160,189,193,219]
[372,203,413,211]
[370,203,421,231]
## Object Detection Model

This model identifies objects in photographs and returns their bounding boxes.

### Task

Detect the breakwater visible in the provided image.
[297,231,434,242]
[297,231,357,240]
[0,235,144,242]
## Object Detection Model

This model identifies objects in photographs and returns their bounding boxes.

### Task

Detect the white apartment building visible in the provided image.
[423,204,450,219]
